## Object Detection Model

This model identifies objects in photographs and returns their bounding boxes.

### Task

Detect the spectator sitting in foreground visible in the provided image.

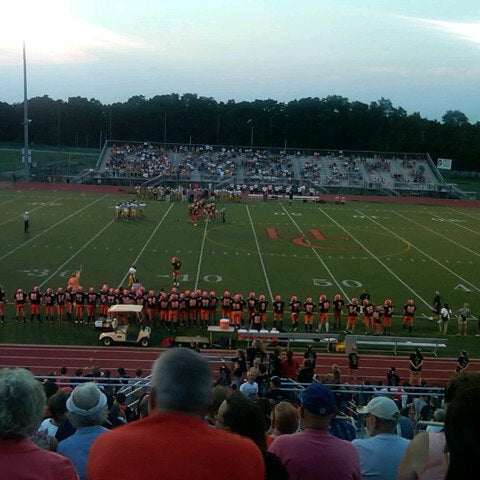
[215,391,288,480]
[0,367,78,479]
[57,382,109,480]
[269,383,361,480]
[87,348,265,480]
[353,396,410,480]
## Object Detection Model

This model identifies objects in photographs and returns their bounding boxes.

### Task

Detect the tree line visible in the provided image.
[0,93,479,169]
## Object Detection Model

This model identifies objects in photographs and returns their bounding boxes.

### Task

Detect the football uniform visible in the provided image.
[56,290,66,321]
[383,302,394,334]
[303,299,315,331]
[318,297,331,332]
[402,301,416,333]
[28,289,42,322]
[345,300,360,332]
[14,289,27,322]
[332,296,345,329]
[86,290,98,323]
[43,290,55,322]
[362,301,374,332]
[272,298,285,328]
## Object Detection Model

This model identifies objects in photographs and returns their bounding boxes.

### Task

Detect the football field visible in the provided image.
[0,185,479,354]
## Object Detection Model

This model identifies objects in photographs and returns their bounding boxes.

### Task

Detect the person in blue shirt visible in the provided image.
[57,382,109,480]
[353,396,410,480]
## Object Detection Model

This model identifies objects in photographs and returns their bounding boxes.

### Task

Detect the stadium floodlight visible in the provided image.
[23,41,30,180]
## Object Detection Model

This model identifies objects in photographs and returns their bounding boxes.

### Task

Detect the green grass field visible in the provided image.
[0,187,479,357]
[0,147,99,176]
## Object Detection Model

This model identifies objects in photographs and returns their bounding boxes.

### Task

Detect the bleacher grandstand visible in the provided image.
[70,141,473,199]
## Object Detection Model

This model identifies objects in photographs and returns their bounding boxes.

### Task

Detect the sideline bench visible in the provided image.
[174,335,210,349]
[237,330,340,352]
[207,326,236,348]
[344,335,448,356]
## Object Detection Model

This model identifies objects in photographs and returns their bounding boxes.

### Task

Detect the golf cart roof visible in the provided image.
[108,304,144,313]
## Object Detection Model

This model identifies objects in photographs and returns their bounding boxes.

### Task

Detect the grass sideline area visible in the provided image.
[0,185,479,358]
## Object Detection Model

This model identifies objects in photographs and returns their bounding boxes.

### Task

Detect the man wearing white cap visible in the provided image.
[57,382,108,480]
[353,396,410,480]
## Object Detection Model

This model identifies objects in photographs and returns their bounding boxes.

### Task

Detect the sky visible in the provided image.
[1,0,479,123]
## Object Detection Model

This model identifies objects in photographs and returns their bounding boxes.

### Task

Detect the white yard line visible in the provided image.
[194,219,209,290]
[0,197,63,227]
[118,203,175,288]
[430,211,480,236]
[0,194,110,262]
[320,208,432,308]
[393,211,480,255]
[0,196,23,208]
[282,205,350,299]
[246,205,274,301]
[39,220,116,288]
[447,207,480,222]
[356,209,480,293]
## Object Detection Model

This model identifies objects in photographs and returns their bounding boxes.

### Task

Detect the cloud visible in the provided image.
[402,15,480,46]
[0,1,147,64]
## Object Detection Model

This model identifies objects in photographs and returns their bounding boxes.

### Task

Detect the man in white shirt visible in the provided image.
[239,371,258,400]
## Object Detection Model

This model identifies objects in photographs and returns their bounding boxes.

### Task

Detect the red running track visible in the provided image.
[1,344,478,386]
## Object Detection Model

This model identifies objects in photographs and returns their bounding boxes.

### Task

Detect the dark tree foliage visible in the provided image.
[2,94,479,170]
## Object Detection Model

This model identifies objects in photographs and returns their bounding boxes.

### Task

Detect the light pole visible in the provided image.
[22,42,30,180]
[247,118,254,149]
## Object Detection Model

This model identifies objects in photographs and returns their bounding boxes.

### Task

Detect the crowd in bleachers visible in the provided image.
[104,143,176,179]
[98,142,441,195]
[2,346,479,480]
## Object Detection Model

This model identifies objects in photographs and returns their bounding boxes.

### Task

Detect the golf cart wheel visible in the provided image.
[140,338,149,347]
[102,337,112,346]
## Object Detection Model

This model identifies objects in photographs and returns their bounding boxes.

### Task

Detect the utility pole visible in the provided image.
[23,42,30,180]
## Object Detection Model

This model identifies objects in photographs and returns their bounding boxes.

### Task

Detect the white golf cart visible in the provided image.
[98,304,151,347]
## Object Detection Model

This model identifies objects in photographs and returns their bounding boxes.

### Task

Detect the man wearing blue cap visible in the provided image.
[269,383,360,480]
[353,396,410,480]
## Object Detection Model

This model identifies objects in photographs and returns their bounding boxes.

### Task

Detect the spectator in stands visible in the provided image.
[426,408,445,432]
[136,393,150,419]
[444,385,480,480]
[215,391,288,480]
[0,367,78,479]
[265,376,288,403]
[87,348,264,480]
[328,412,357,442]
[281,349,299,380]
[353,396,410,480]
[38,389,70,438]
[57,382,108,480]
[269,383,361,480]
[240,370,259,400]
[397,370,480,480]
[269,401,299,438]
[297,358,315,384]
[205,385,229,426]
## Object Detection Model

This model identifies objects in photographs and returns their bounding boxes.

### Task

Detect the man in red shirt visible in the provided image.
[87,348,265,480]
